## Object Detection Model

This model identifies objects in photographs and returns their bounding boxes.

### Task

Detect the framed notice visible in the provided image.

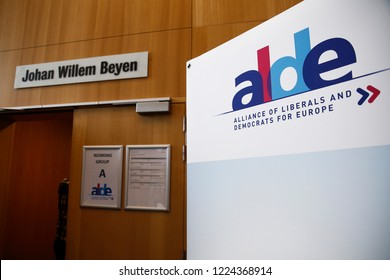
[125,145,171,211]
[81,145,123,209]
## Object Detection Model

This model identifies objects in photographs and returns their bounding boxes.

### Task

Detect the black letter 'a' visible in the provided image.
[99,169,106,178]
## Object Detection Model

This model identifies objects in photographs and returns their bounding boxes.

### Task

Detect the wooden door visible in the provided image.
[67,102,186,259]
[1,112,73,259]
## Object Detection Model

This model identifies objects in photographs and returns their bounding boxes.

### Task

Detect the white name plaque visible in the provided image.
[14,51,148,89]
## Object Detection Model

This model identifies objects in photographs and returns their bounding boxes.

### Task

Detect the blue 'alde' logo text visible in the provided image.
[232,27,357,111]
[91,183,112,196]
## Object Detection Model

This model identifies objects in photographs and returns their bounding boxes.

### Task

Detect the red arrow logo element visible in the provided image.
[367,85,380,103]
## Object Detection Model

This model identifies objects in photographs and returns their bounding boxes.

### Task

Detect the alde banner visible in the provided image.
[186,0,390,259]
[187,0,389,163]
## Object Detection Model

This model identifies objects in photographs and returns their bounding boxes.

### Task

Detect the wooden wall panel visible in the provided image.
[67,104,185,259]
[191,0,302,57]
[0,28,191,108]
[0,0,191,51]
[0,0,27,51]
[193,0,302,27]
[0,51,42,107]
[192,21,261,57]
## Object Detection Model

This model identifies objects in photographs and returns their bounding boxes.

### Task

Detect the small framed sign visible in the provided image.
[125,145,171,211]
[81,145,123,209]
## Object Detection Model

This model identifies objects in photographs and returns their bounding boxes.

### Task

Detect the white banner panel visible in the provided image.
[187,0,390,259]
[187,0,389,163]
[14,52,148,88]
